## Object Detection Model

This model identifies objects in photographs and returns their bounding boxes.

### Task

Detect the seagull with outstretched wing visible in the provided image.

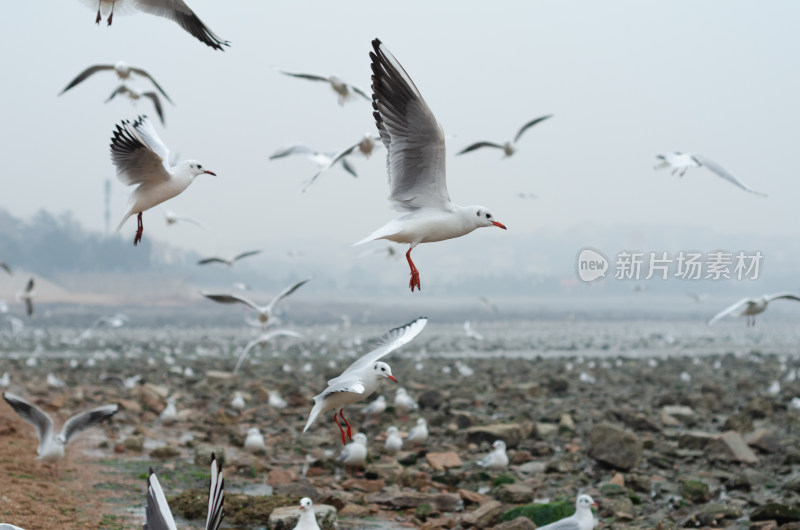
[654,152,767,197]
[457,115,553,157]
[279,70,370,105]
[707,292,800,327]
[60,61,172,102]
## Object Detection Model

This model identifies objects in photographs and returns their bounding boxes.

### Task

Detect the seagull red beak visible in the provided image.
[203,170,217,176]
[592,502,598,507]
[388,375,398,383]
[492,221,507,230]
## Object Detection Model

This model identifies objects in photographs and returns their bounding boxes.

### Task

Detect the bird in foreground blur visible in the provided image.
[111,116,216,246]
[59,61,172,102]
[707,293,800,327]
[279,70,370,105]
[106,85,166,125]
[654,152,767,197]
[354,39,507,292]
[303,317,427,443]
[457,114,553,157]
[3,393,118,473]
[144,453,224,530]
[77,0,230,51]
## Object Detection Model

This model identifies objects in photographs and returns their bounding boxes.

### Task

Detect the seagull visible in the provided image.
[354,39,508,292]
[338,432,368,471]
[159,396,177,424]
[143,453,224,530]
[654,152,767,197]
[2,392,118,472]
[707,293,800,327]
[106,85,166,125]
[361,395,386,415]
[357,245,398,260]
[164,209,206,229]
[294,498,321,530]
[516,192,538,199]
[47,373,66,389]
[476,440,509,471]
[302,133,382,191]
[405,417,428,445]
[303,317,428,443]
[17,278,34,317]
[73,313,129,343]
[59,61,172,102]
[197,250,261,267]
[457,115,553,157]
[233,330,302,374]
[687,292,708,304]
[536,494,597,530]
[269,143,359,186]
[0,372,10,388]
[101,374,142,391]
[201,278,311,328]
[279,70,369,105]
[393,387,418,417]
[230,391,245,411]
[269,390,288,409]
[0,262,12,275]
[79,0,230,51]
[479,295,500,314]
[244,427,266,454]
[384,426,403,454]
[463,321,483,341]
[111,116,216,246]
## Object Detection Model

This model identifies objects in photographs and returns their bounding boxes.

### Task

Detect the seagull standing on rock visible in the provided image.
[244,427,266,454]
[384,426,403,454]
[476,440,508,471]
[405,417,428,445]
[111,116,217,246]
[354,39,507,292]
[536,494,597,530]
[338,432,368,474]
[303,317,427,444]
[293,498,321,530]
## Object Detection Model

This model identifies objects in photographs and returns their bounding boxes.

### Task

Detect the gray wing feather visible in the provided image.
[765,293,800,303]
[707,298,749,325]
[200,292,261,312]
[109,116,170,186]
[457,141,504,155]
[513,114,553,143]
[60,404,118,444]
[267,278,312,312]
[279,71,330,83]
[133,0,229,51]
[328,317,427,385]
[694,155,767,197]
[144,470,178,530]
[143,92,166,126]
[269,143,316,160]
[302,143,359,192]
[197,257,227,265]
[233,250,262,262]
[59,64,114,95]
[2,392,53,454]
[129,67,173,104]
[370,39,450,211]
[536,518,582,530]
[233,330,302,374]
[105,85,131,103]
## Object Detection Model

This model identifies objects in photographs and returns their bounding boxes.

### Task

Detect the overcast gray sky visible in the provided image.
[2,1,798,276]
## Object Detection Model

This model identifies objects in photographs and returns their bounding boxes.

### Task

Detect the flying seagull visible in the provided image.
[197,250,261,267]
[111,115,216,246]
[1,262,12,275]
[143,453,224,530]
[457,115,553,157]
[106,85,166,125]
[302,133,382,191]
[707,293,800,327]
[78,0,230,51]
[654,152,767,197]
[17,278,34,317]
[303,317,427,444]
[279,70,370,105]
[201,278,311,327]
[232,329,302,374]
[2,392,118,473]
[354,39,507,292]
[59,61,172,103]
[163,209,206,229]
[269,143,359,186]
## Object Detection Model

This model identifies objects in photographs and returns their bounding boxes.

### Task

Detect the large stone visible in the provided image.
[491,516,537,530]
[706,431,759,464]
[419,389,445,409]
[341,478,385,493]
[268,503,337,530]
[588,421,642,470]
[427,452,463,471]
[461,500,505,529]
[678,431,717,450]
[368,492,461,512]
[493,483,534,504]
[750,503,800,525]
[466,423,531,448]
[745,429,782,454]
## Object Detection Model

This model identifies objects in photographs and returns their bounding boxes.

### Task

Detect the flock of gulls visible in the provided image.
[0,1,796,529]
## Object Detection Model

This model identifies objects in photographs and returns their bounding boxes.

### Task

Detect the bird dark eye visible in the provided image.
[198,164,202,168]
[381,367,385,371]
[486,214,490,218]
[476,211,480,217]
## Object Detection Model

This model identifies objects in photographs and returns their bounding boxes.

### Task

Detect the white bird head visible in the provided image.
[373,361,397,383]
[180,160,217,177]
[114,61,130,76]
[55,433,67,445]
[493,440,506,451]
[471,206,507,230]
[299,497,313,511]
[416,418,426,426]
[247,427,260,436]
[576,494,597,509]
[387,426,399,435]
[353,432,368,445]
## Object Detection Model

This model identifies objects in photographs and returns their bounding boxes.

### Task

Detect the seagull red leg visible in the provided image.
[339,408,353,441]
[134,212,143,246]
[333,412,347,445]
[406,248,421,292]
[107,0,115,25]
